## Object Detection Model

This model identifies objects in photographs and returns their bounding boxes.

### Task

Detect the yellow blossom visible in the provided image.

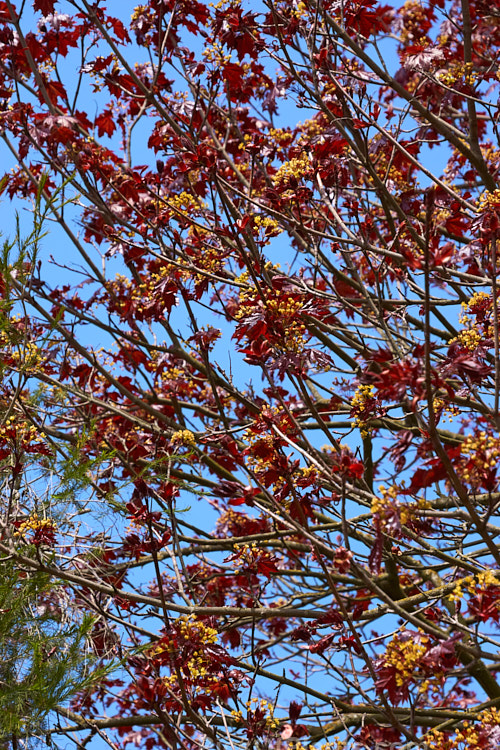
[171,429,196,447]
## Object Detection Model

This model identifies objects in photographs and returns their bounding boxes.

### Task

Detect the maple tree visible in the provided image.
[3,0,500,747]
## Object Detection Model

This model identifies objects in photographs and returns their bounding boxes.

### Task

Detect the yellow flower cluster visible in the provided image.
[163,654,212,686]
[14,513,57,540]
[160,243,223,287]
[171,429,196,447]
[194,245,224,275]
[6,340,44,372]
[399,0,432,44]
[424,708,500,749]
[231,541,263,567]
[351,384,374,408]
[235,288,308,353]
[449,569,500,603]
[298,115,327,141]
[242,408,297,490]
[231,698,280,730]
[351,384,375,437]
[154,615,220,688]
[203,41,231,65]
[268,127,293,144]
[291,1,308,19]
[209,0,232,11]
[371,485,430,526]
[448,576,471,603]
[143,266,170,287]
[215,507,246,535]
[460,432,500,483]
[107,273,133,312]
[0,418,45,446]
[151,615,218,658]
[238,133,252,151]
[267,293,307,352]
[167,191,207,215]
[438,61,476,87]
[432,397,459,424]
[368,134,410,188]
[449,291,493,352]
[450,326,483,351]
[272,152,311,186]
[476,569,500,588]
[462,291,491,312]
[178,614,218,644]
[254,214,281,237]
[371,484,399,516]
[265,293,303,317]
[110,267,177,318]
[110,272,132,289]
[234,262,280,289]
[160,363,184,380]
[300,465,318,480]
[477,189,500,212]
[383,629,429,687]
[131,5,147,21]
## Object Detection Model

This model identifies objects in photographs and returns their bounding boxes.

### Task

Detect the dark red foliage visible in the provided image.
[2,1,500,748]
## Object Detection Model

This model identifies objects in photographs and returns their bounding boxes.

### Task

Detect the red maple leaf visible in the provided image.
[33,0,56,15]
[95,109,117,137]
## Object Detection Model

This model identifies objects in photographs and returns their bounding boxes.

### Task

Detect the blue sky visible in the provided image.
[0,1,482,747]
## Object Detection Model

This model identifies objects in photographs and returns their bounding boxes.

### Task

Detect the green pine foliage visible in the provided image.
[0,560,95,745]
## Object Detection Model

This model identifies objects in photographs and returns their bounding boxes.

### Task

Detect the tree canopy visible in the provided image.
[1,0,500,748]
